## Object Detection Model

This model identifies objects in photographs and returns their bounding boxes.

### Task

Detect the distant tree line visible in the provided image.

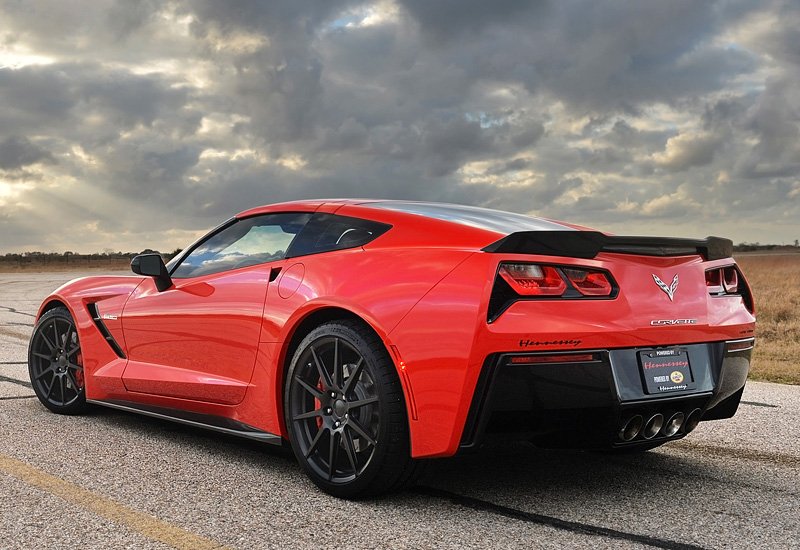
[734,241,800,252]
[0,249,182,270]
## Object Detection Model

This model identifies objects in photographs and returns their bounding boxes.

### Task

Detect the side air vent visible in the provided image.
[86,303,126,359]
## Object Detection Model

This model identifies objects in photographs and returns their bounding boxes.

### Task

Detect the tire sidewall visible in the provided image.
[284,321,400,498]
[28,306,87,415]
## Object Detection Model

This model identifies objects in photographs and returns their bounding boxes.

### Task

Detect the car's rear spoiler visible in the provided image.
[482,231,733,261]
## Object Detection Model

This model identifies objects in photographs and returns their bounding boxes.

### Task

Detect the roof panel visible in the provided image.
[367,201,574,234]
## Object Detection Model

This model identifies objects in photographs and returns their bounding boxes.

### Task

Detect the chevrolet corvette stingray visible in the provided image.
[28,199,756,497]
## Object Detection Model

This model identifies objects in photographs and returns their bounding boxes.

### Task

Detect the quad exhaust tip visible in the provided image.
[683,408,702,434]
[618,408,702,442]
[643,413,664,440]
[619,414,643,442]
[663,411,685,437]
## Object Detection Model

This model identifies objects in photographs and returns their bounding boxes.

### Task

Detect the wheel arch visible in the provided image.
[276,306,413,436]
[36,298,71,321]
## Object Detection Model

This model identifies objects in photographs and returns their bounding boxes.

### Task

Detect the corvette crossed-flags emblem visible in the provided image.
[653,273,679,301]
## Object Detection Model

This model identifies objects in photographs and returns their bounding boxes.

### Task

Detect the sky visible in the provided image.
[1,0,799,254]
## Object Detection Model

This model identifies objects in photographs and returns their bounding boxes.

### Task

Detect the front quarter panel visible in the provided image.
[36,276,145,399]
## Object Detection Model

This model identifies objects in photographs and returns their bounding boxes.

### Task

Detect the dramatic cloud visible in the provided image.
[0,0,798,253]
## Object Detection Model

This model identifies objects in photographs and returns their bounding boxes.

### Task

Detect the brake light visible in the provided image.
[723,266,738,293]
[705,264,753,312]
[510,353,596,364]
[489,262,618,322]
[706,266,740,295]
[499,263,567,296]
[562,268,613,296]
[705,268,723,294]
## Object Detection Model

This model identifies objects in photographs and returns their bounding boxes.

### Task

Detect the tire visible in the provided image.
[284,320,422,498]
[28,307,88,415]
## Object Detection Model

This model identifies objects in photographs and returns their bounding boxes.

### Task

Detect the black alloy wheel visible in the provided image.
[285,320,422,498]
[28,307,87,415]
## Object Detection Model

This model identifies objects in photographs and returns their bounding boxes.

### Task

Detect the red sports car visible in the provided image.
[28,199,755,497]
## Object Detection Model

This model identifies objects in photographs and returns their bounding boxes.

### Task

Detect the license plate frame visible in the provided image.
[638,348,695,394]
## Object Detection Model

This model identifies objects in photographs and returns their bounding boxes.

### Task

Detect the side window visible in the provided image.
[172,213,310,279]
[286,213,391,258]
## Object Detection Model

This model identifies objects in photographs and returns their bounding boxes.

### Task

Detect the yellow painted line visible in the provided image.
[0,453,229,550]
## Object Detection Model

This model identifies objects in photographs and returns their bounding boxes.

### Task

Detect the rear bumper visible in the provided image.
[459,338,752,451]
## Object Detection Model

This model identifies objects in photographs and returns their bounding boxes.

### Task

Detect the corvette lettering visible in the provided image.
[650,319,697,326]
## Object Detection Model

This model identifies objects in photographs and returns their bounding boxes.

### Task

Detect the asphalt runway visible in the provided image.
[1,272,798,550]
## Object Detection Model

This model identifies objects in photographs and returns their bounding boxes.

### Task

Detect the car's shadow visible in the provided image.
[83,404,717,508]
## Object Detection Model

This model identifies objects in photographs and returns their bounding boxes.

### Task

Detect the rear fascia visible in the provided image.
[392,241,754,458]
[456,247,754,452]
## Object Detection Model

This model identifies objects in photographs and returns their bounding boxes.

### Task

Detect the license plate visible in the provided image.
[638,348,695,394]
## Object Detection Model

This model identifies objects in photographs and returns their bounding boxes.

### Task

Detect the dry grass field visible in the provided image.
[736,254,800,385]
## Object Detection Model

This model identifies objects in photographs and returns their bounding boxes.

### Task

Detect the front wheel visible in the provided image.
[284,320,422,498]
[28,306,88,415]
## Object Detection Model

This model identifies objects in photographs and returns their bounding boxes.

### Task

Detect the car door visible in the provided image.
[120,212,310,405]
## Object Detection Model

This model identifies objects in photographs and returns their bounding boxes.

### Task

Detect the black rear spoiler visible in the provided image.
[482,231,733,261]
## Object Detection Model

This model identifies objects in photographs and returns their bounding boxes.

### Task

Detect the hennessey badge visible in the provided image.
[653,274,679,301]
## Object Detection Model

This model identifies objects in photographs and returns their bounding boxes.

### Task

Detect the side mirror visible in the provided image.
[131,253,173,292]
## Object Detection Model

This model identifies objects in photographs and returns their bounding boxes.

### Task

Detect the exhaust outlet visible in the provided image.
[683,409,702,434]
[664,412,685,437]
[643,413,664,440]
[619,414,643,442]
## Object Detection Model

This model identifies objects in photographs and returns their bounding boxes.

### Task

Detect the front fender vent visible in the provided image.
[86,303,126,359]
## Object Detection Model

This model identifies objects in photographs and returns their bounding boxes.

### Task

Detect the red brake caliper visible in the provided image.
[316,379,323,429]
[75,351,85,389]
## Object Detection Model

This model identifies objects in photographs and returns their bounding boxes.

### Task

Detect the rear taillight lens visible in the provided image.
[562,268,613,296]
[706,266,740,295]
[705,268,723,294]
[489,262,618,322]
[497,262,615,298]
[705,264,753,313]
[723,266,738,293]
[499,263,566,296]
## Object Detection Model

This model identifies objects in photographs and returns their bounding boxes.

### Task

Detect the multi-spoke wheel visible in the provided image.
[28,307,87,415]
[285,320,422,498]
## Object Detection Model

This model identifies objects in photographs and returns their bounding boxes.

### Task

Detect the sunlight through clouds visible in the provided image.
[0,0,798,252]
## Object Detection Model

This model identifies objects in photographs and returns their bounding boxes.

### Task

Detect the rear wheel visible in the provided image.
[285,320,422,498]
[28,307,87,415]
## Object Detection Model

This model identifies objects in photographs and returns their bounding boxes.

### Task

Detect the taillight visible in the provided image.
[496,262,615,298]
[723,267,738,293]
[706,266,740,296]
[489,262,618,322]
[705,264,753,313]
[498,263,566,296]
[705,268,723,294]
[562,268,613,296]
